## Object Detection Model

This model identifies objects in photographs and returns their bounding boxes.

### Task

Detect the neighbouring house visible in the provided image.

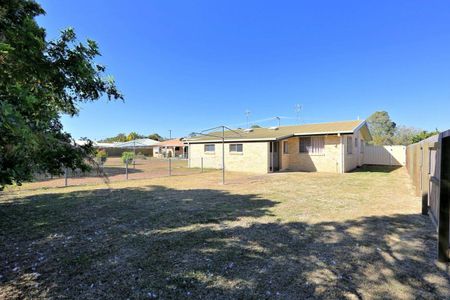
[112,138,160,156]
[185,120,372,173]
[154,138,188,158]
[76,138,159,156]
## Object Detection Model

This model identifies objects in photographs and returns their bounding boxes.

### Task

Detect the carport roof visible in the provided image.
[185,120,371,143]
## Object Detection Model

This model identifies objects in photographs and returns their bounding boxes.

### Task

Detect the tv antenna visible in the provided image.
[245,110,251,128]
[295,104,302,124]
[275,116,281,127]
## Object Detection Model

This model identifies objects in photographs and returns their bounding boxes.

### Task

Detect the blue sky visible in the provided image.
[37,0,450,140]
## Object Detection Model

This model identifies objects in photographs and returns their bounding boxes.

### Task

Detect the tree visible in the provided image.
[148,133,163,141]
[367,111,396,145]
[411,129,440,144]
[392,126,421,145]
[0,0,122,189]
[251,125,262,128]
[95,149,108,165]
[126,132,143,141]
[121,151,135,164]
[99,133,127,143]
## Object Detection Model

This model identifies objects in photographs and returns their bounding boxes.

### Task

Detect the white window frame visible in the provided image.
[204,144,215,153]
[299,136,325,155]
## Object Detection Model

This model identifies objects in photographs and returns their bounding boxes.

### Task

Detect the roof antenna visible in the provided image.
[245,110,251,128]
[295,104,302,124]
[275,116,281,127]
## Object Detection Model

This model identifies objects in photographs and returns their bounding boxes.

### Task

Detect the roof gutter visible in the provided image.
[185,137,278,143]
[292,131,353,136]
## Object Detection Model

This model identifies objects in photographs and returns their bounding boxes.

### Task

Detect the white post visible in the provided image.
[187,142,191,167]
[133,141,136,168]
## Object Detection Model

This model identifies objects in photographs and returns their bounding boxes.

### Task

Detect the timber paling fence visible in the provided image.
[406,130,450,262]
[32,157,217,189]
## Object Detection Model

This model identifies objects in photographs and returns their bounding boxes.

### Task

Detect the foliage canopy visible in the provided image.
[367,111,439,146]
[0,0,122,189]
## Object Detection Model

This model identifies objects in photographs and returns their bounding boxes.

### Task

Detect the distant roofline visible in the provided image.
[257,119,364,129]
[185,119,366,143]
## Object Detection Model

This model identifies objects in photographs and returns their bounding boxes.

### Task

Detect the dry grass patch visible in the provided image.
[1,166,449,299]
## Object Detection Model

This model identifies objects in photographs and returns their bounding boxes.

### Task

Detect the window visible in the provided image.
[347,137,353,154]
[229,144,243,153]
[175,146,180,151]
[299,136,324,154]
[283,141,289,154]
[360,139,364,153]
[355,138,358,148]
[204,144,215,152]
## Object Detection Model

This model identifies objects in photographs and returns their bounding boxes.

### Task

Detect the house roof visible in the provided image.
[75,139,160,148]
[114,138,159,148]
[185,120,372,143]
[156,138,185,147]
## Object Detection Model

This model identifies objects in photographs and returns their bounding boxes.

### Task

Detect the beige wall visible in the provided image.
[189,129,371,174]
[280,135,342,173]
[343,128,370,172]
[188,142,269,173]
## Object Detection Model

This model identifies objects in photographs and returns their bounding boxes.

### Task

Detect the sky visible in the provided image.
[37,0,450,140]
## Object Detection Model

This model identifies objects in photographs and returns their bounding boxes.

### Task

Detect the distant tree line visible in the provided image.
[99,132,164,143]
[367,111,439,146]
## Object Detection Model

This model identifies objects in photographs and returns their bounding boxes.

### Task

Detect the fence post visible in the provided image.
[421,145,428,215]
[64,167,68,187]
[201,157,204,173]
[438,133,450,262]
[168,158,172,176]
[125,160,129,180]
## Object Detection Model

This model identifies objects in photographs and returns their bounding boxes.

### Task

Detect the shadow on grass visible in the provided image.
[353,165,403,173]
[0,186,449,299]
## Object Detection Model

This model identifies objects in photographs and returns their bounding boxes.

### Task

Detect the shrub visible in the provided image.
[95,149,108,164]
[121,151,135,164]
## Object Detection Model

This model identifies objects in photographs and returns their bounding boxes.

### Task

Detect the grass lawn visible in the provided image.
[1,166,449,299]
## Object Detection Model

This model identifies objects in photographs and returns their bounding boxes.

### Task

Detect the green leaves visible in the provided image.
[0,0,123,189]
[121,151,135,164]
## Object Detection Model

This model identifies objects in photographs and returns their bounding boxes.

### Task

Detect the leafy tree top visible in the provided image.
[0,0,122,189]
[367,111,396,145]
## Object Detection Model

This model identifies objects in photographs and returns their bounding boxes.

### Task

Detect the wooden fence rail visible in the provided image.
[406,131,450,262]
